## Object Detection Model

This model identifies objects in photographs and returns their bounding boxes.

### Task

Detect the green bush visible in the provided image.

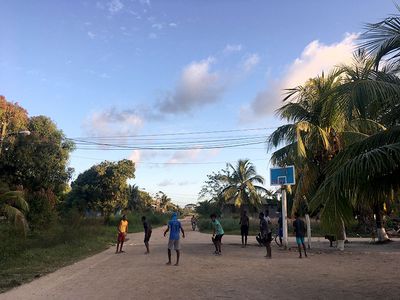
[27,190,58,231]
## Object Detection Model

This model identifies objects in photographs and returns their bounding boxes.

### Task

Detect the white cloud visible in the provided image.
[84,106,144,136]
[108,0,124,14]
[129,150,141,163]
[241,33,358,120]
[158,179,174,187]
[242,53,260,72]
[148,32,157,39]
[157,57,225,114]
[152,23,163,30]
[169,22,177,27]
[87,31,96,39]
[139,0,151,6]
[224,44,243,53]
[167,149,202,164]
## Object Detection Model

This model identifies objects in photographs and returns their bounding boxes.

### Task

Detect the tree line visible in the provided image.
[0,97,179,234]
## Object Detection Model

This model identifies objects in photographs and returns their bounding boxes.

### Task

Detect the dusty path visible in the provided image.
[2,219,400,300]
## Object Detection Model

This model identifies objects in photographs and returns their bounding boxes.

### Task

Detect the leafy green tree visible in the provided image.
[0,116,74,195]
[69,159,135,219]
[0,96,29,155]
[220,159,268,210]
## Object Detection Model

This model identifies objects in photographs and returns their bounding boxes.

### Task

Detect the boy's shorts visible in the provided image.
[240,225,249,236]
[213,234,224,242]
[118,232,126,242]
[144,231,152,243]
[296,236,305,245]
[168,239,181,250]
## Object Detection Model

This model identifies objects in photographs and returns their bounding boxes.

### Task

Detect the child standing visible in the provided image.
[164,212,185,266]
[259,212,272,258]
[210,214,224,255]
[142,216,152,254]
[293,212,308,258]
[116,215,128,254]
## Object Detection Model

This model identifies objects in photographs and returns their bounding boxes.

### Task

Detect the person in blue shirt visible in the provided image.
[164,212,185,266]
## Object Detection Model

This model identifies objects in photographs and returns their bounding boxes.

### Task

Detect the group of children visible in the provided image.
[115,211,308,266]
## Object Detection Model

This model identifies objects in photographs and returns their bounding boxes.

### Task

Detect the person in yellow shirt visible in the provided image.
[116,215,129,254]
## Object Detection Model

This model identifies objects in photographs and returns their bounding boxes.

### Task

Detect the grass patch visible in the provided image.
[0,212,168,293]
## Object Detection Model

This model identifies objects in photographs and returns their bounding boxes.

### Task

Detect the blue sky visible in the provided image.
[0,0,396,205]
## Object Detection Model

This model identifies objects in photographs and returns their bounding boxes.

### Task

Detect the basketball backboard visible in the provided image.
[270,165,295,186]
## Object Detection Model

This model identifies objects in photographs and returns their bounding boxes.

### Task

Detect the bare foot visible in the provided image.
[174,263,179,266]
[166,262,171,265]
[119,250,125,253]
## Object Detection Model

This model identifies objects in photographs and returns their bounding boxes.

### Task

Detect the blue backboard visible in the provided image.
[270,166,295,186]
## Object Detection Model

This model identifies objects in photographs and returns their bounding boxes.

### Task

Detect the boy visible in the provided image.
[116,215,128,254]
[164,212,185,266]
[239,210,249,247]
[293,212,308,258]
[142,216,152,254]
[210,214,224,255]
[259,212,272,258]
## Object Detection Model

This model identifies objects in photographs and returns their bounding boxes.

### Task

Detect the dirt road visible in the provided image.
[2,219,400,300]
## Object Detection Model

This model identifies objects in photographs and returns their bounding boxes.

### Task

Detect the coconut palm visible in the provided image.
[220,159,268,209]
[268,71,347,215]
[0,184,29,235]
[310,126,400,241]
[361,10,400,67]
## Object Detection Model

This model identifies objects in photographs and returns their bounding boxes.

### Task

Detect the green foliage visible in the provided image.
[68,159,135,218]
[195,200,221,217]
[0,183,29,236]
[0,115,74,194]
[221,159,269,209]
[26,190,58,231]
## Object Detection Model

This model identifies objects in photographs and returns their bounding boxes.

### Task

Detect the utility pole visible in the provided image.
[281,186,288,249]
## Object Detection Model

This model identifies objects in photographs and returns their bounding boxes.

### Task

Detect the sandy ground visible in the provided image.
[2,219,400,300]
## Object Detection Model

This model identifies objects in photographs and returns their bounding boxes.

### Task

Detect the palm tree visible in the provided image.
[0,184,29,235]
[268,71,346,214]
[310,126,400,242]
[220,159,268,210]
[361,10,400,68]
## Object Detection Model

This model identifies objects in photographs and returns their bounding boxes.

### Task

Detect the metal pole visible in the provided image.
[281,186,288,249]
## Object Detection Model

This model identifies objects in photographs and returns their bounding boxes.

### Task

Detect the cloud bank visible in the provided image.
[157,57,225,114]
[241,33,358,120]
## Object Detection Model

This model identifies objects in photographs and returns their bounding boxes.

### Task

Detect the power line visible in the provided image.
[70,154,268,165]
[69,126,277,139]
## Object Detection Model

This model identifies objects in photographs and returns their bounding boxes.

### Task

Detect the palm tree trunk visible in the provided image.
[374,205,389,242]
[337,219,346,251]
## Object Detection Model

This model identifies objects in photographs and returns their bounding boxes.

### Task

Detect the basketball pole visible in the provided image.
[281,185,288,249]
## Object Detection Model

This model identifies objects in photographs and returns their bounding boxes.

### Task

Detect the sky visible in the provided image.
[0,0,396,206]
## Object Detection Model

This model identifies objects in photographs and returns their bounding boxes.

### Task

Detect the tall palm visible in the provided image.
[268,71,346,213]
[220,159,268,209]
[319,50,400,241]
[0,186,29,235]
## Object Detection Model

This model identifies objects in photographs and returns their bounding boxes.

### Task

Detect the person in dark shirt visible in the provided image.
[239,210,250,247]
[259,212,272,258]
[293,212,307,258]
[142,216,152,254]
